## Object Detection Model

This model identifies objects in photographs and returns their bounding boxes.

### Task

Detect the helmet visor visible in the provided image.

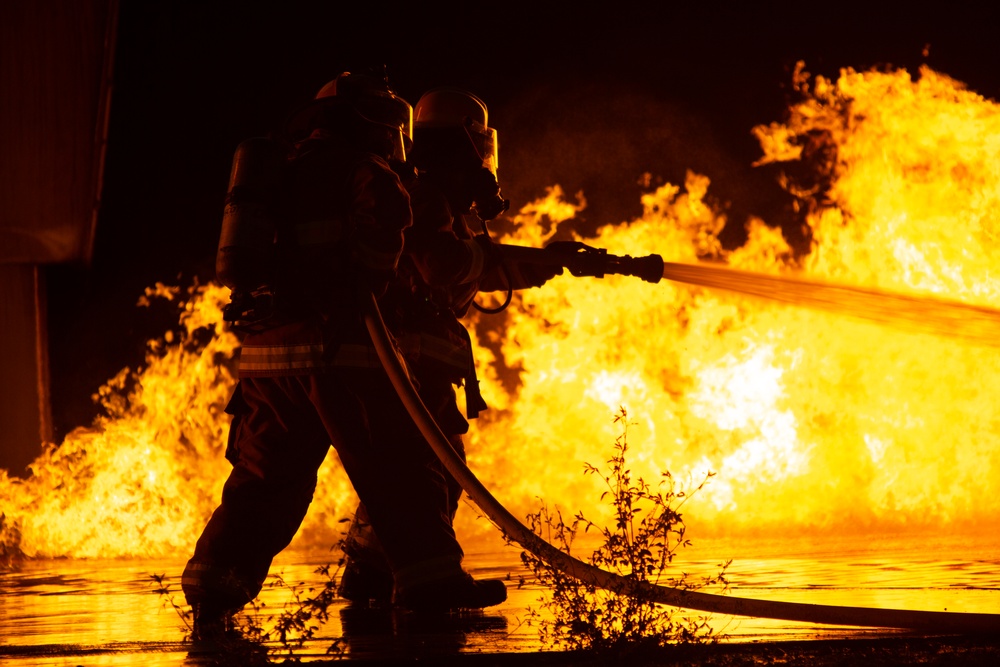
[355,93,413,142]
[467,123,498,175]
[353,93,413,163]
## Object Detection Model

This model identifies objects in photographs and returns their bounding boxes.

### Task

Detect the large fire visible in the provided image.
[2,63,999,561]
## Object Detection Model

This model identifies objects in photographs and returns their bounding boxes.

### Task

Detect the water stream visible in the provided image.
[663,262,1000,346]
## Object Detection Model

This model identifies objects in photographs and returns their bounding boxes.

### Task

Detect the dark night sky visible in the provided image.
[45,1,1000,438]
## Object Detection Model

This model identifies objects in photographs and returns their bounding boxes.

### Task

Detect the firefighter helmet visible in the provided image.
[285,69,413,162]
[413,87,499,175]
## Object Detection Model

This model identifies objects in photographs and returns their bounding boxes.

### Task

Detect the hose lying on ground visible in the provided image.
[362,291,1000,634]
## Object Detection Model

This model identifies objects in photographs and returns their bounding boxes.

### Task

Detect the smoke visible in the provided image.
[494,78,800,250]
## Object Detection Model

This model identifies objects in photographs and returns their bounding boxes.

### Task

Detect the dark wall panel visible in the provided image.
[0,0,117,265]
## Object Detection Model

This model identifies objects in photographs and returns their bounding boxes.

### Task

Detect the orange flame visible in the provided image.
[463,64,1000,540]
[3,63,999,561]
[2,284,235,558]
[0,284,357,559]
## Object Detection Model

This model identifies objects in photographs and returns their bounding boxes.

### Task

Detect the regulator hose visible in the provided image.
[362,291,1000,634]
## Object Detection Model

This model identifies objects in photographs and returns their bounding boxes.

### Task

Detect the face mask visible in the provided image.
[470,167,510,221]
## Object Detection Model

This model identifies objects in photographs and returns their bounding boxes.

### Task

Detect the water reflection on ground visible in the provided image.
[1,531,997,665]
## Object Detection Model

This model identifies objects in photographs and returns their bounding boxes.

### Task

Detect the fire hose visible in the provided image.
[362,289,1000,634]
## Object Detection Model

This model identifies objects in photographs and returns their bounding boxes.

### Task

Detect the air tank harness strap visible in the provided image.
[457,323,488,419]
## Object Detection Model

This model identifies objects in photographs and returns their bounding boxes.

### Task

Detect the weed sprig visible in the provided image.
[152,549,346,661]
[520,407,731,655]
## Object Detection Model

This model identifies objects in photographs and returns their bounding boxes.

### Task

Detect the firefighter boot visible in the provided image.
[190,602,239,644]
[338,555,394,606]
[339,503,395,605]
[394,572,507,612]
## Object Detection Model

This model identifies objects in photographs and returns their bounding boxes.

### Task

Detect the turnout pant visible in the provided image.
[182,369,464,612]
[342,376,468,575]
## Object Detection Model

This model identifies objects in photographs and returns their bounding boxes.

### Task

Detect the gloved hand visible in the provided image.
[540,240,591,277]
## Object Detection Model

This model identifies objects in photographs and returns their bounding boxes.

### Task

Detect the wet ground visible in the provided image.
[1,531,998,665]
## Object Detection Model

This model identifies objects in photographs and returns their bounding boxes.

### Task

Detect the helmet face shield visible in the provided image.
[353,92,413,162]
[469,124,498,175]
[413,87,499,174]
[287,70,414,162]
[385,128,408,163]
[354,93,413,141]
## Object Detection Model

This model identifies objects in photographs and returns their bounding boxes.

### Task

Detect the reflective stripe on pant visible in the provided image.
[182,369,466,611]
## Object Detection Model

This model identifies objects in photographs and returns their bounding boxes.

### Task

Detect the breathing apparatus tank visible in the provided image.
[216,136,284,293]
[217,70,412,332]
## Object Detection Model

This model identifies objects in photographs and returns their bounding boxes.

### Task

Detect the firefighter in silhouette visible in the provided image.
[183,72,507,640]
[338,87,562,603]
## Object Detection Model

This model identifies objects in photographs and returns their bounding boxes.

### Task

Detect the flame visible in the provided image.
[0,282,355,560]
[463,64,1000,539]
[3,62,1000,562]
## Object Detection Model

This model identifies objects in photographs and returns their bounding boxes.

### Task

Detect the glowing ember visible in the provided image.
[3,63,999,562]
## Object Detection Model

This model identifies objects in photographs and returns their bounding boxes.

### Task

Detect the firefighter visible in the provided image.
[183,72,507,640]
[338,87,562,604]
